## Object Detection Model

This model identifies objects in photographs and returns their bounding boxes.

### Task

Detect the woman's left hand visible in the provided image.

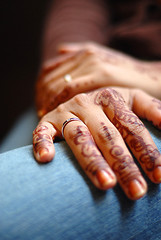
[33,87,161,200]
[36,42,161,118]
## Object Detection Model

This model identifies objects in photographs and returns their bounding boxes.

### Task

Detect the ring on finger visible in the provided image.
[64,74,72,83]
[61,117,81,138]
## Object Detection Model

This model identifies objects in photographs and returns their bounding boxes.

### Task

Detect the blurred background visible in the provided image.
[1,0,161,147]
[0,0,52,144]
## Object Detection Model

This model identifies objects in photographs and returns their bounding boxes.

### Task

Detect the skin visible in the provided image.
[36,42,161,118]
[33,87,161,200]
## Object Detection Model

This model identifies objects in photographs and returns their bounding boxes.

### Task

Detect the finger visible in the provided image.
[127,129,161,184]
[33,121,57,163]
[42,75,94,113]
[40,70,107,115]
[62,119,117,190]
[126,90,161,183]
[42,51,88,85]
[35,74,93,118]
[58,43,86,54]
[58,42,99,54]
[77,106,147,200]
[97,88,161,184]
[132,89,161,129]
[41,52,79,75]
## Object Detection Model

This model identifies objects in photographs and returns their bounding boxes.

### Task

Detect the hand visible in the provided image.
[33,87,161,200]
[36,42,161,117]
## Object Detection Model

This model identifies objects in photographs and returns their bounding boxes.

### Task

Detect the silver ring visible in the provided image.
[61,117,81,138]
[64,74,72,83]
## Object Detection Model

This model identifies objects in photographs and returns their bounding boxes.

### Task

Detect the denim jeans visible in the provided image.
[0,110,161,240]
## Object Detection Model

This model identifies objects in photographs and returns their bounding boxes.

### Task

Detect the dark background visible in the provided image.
[1,0,52,143]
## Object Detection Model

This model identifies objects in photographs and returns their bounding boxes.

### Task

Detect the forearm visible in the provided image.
[41,0,108,62]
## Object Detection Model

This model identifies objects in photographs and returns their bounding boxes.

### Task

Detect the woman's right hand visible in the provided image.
[33,87,161,200]
[36,42,161,118]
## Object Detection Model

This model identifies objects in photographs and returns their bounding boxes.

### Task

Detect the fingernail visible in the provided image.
[39,149,49,162]
[128,179,146,200]
[96,170,116,189]
[153,166,161,183]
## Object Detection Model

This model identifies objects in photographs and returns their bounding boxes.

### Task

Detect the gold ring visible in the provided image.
[64,74,72,83]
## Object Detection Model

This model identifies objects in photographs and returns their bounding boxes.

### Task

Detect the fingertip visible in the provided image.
[153,112,161,129]
[95,170,117,190]
[153,166,161,183]
[33,121,57,163]
[36,146,55,163]
[128,179,147,200]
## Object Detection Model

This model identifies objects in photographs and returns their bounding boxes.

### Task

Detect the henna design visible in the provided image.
[33,125,48,133]
[74,125,111,176]
[38,85,72,116]
[110,145,141,185]
[130,136,161,171]
[94,88,125,108]
[100,122,114,144]
[112,108,144,139]
[94,88,160,174]
[94,88,144,139]
[33,124,53,154]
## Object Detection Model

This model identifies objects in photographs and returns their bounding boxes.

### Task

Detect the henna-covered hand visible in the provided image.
[36,42,161,118]
[33,87,161,200]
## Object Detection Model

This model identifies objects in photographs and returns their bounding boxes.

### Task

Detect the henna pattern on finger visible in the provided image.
[94,88,125,108]
[100,122,114,145]
[33,124,53,154]
[110,145,141,186]
[73,125,112,177]
[94,88,161,174]
[130,136,161,171]
[94,88,144,139]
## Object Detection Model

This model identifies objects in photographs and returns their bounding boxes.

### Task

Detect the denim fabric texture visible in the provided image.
[0,117,161,240]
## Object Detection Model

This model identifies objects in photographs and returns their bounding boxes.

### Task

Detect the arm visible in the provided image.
[41,0,109,62]
[36,1,161,118]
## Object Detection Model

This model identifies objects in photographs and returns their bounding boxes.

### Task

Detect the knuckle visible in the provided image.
[95,87,123,107]
[97,124,120,144]
[55,103,66,114]
[72,93,90,107]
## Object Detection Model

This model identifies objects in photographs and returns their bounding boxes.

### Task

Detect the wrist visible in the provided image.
[134,60,161,99]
